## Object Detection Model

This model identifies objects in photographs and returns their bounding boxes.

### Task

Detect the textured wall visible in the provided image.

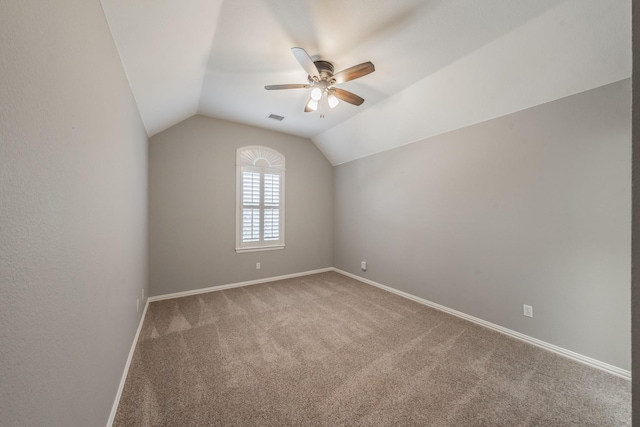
[0,2,148,426]
[631,1,639,422]
[334,80,631,370]
[148,116,333,296]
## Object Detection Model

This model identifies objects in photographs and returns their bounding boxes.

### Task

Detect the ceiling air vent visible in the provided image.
[268,114,285,121]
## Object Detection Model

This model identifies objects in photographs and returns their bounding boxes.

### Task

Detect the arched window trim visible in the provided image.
[235,146,285,253]
[236,146,285,169]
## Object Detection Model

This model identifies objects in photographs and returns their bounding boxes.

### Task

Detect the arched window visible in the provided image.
[236,146,285,252]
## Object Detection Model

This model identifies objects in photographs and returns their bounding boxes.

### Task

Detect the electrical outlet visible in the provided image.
[137,299,140,313]
[361,261,367,271]
[256,262,261,270]
[523,304,533,318]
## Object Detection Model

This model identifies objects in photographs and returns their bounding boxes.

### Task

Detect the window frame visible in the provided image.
[235,146,285,253]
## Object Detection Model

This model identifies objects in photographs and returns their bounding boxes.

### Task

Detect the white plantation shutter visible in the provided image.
[236,147,285,252]
[242,171,260,242]
[263,173,280,241]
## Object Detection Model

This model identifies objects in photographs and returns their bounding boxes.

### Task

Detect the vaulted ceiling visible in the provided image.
[100,0,630,165]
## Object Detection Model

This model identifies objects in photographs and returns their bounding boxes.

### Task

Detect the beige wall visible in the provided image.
[334,79,631,370]
[631,0,639,421]
[0,1,148,426]
[148,116,333,296]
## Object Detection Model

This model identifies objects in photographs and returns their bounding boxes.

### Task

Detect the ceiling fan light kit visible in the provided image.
[265,47,374,113]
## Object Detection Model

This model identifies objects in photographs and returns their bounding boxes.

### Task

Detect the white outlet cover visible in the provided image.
[523,305,533,318]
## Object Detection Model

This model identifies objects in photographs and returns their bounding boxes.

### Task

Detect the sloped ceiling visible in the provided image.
[100,0,631,165]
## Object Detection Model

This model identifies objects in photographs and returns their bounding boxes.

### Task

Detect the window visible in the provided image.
[236,146,285,252]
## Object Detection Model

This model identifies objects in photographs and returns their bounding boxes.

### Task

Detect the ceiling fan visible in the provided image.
[265,47,375,112]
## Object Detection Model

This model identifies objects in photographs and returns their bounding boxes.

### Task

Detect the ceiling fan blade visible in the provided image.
[291,47,320,79]
[333,61,375,84]
[332,88,365,106]
[265,84,310,90]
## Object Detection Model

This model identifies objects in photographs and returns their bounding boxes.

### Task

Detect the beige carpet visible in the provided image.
[114,271,630,426]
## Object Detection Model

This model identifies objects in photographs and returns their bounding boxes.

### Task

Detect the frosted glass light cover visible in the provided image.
[328,94,339,108]
[310,87,322,101]
[307,99,318,111]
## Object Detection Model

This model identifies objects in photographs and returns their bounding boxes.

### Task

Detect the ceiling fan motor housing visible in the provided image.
[310,60,335,84]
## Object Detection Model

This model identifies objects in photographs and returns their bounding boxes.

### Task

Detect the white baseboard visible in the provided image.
[332,268,631,380]
[148,267,334,302]
[107,299,150,427]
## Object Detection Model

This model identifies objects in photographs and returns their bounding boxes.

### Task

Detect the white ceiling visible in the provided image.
[100,0,631,165]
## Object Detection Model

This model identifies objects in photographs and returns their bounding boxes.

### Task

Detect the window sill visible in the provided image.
[235,245,285,254]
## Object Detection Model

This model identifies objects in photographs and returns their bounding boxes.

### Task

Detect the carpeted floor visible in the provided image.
[114,271,630,426]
